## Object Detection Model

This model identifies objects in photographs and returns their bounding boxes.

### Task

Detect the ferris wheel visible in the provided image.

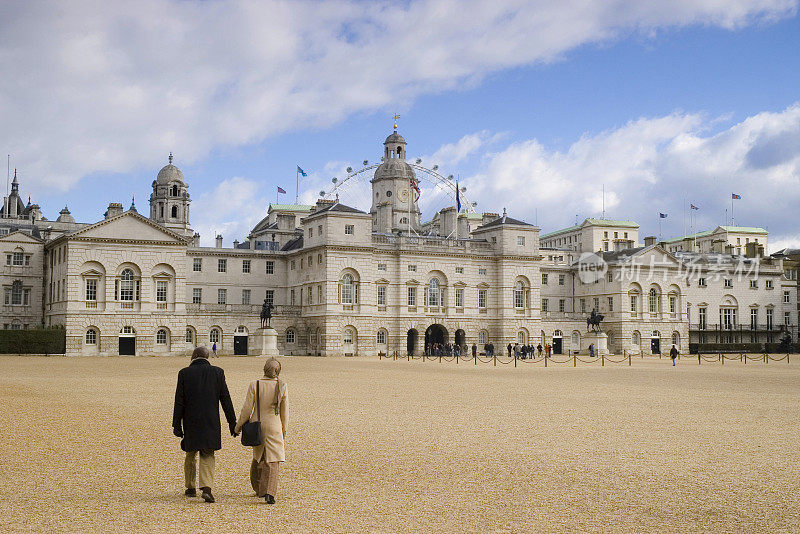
[317,158,478,223]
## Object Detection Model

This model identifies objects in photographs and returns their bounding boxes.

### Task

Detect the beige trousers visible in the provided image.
[184,449,215,490]
[250,459,282,497]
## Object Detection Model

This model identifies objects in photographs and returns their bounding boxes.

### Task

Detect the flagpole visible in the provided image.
[295,168,299,204]
[731,195,735,226]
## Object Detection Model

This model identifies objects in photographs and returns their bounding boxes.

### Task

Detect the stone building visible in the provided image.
[1,128,796,355]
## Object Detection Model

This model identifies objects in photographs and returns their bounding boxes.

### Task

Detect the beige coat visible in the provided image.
[235,378,288,463]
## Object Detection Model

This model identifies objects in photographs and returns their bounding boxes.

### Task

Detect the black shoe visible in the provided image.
[184,488,197,497]
[201,487,215,503]
[265,494,275,504]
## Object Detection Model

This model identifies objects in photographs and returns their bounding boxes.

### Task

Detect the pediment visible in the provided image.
[67,212,188,244]
[152,271,174,279]
[81,269,104,277]
[0,230,42,244]
[477,282,490,288]
[405,278,420,285]
[634,245,681,267]
[452,281,467,287]
[374,278,390,285]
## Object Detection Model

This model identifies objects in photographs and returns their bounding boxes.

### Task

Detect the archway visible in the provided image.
[454,329,466,349]
[407,329,418,356]
[424,324,448,355]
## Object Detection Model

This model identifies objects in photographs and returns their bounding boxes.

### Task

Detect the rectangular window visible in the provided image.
[85,279,97,301]
[192,288,202,304]
[698,278,707,287]
[218,259,227,273]
[669,296,676,314]
[377,263,387,271]
[541,298,549,312]
[766,308,773,329]
[290,261,295,270]
[156,280,167,302]
[478,289,487,309]
[750,308,758,329]
[580,299,586,313]
[308,256,313,267]
[242,289,251,305]
[308,228,313,238]
[217,288,227,304]
[784,291,790,303]
[479,268,487,275]
[607,296,613,312]
[266,261,274,274]
[12,251,23,266]
[344,224,354,235]
[193,258,202,272]
[630,295,637,313]
[408,265,417,272]
[455,287,464,307]
[24,255,30,266]
[593,297,599,311]
[607,271,613,282]
[23,289,30,306]
[318,225,322,236]
[785,311,791,326]
[766,280,773,289]
[517,236,525,246]
[265,290,274,306]
[407,286,416,306]
[377,286,386,306]
[290,289,295,305]
[699,308,707,329]
[242,260,251,273]
[307,287,312,304]
[558,274,565,286]
[542,274,548,285]
[750,280,757,289]
[558,299,565,312]
[724,279,732,288]
[5,254,10,265]
[455,267,463,274]
[317,253,323,264]
[318,285,322,303]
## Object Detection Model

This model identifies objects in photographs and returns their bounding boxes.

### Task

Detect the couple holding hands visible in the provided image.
[172,347,288,504]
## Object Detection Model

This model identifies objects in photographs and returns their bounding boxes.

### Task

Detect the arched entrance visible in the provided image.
[119,326,136,355]
[407,329,418,356]
[425,324,448,355]
[454,329,466,349]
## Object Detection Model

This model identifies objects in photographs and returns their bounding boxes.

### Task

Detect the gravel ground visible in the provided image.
[0,354,798,533]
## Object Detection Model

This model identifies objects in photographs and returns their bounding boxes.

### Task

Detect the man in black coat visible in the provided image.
[172,346,237,503]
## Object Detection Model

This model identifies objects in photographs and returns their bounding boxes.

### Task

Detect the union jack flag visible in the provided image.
[410,177,420,198]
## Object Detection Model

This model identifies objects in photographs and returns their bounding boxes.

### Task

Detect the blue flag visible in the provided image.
[297,166,307,177]
[659,213,667,218]
[456,181,461,212]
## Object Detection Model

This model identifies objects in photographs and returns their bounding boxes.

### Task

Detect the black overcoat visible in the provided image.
[172,358,237,452]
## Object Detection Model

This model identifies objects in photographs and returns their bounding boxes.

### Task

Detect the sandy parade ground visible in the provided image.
[1,354,798,533]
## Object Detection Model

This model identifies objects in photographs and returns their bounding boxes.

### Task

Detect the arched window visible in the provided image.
[171,205,178,218]
[671,331,680,347]
[428,278,440,307]
[571,331,580,346]
[185,328,194,344]
[343,328,355,344]
[209,328,220,344]
[341,274,354,304]
[85,329,97,345]
[285,329,295,344]
[478,330,488,345]
[171,185,179,196]
[11,280,22,305]
[120,269,135,301]
[649,288,659,314]
[517,330,527,345]
[632,331,641,346]
[377,329,387,345]
[156,329,168,344]
[514,280,525,309]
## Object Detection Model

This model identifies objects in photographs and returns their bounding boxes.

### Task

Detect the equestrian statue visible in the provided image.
[260,299,274,328]
[587,309,604,332]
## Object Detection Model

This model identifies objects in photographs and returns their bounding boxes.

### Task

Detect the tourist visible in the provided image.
[234,357,288,504]
[589,344,595,358]
[472,343,477,358]
[537,344,542,357]
[212,342,217,357]
[172,346,237,503]
[507,343,512,358]
[670,344,678,366]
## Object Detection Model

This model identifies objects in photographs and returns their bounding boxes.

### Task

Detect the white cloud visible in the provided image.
[192,177,267,246]
[464,104,800,247]
[1,0,795,198]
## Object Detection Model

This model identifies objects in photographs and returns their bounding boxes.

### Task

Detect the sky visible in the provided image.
[1,0,799,250]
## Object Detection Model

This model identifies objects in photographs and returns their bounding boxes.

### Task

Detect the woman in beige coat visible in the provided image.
[234,358,288,504]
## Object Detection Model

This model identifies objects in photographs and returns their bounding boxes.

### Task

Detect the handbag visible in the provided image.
[241,380,263,447]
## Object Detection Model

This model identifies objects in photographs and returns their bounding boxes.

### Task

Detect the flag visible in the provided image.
[297,166,307,177]
[659,213,667,218]
[456,181,461,212]
[732,193,741,200]
[690,204,699,210]
[410,177,420,198]
[277,186,286,194]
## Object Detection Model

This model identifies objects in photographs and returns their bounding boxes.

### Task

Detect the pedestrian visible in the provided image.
[172,346,237,503]
[507,343,512,358]
[670,344,678,366]
[234,357,288,504]
[537,344,542,357]
[472,343,477,358]
[212,342,217,357]
[589,343,595,358]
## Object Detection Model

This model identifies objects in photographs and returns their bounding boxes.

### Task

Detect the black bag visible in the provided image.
[241,380,262,447]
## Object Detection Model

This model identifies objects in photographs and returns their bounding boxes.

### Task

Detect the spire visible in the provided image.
[168,152,173,165]
[393,114,400,132]
[11,169,18,193]
[130,195,137,212]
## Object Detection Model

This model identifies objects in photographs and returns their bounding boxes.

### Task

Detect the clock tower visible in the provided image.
[370,129,422,234]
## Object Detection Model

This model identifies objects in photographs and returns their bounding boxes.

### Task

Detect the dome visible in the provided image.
[156,163,184,185]
[373,159,416,181]
[384,132,406,145]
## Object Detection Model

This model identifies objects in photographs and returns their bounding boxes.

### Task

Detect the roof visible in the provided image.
[478,214,532,229]
[540,218,639,239]
[462,212,484,220]
[281,235,304,251]
[384,131,406,145]
[268,204,314,212]
[663,225,768,244]
[308,201,366,216]
[156,164,184,185]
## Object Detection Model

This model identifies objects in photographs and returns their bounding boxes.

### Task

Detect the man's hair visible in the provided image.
[264,357,281,378]
[191,346,210,360]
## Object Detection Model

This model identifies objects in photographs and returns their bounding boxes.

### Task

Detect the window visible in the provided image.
[542,298,549,312]
[308,228,313,238]
[669,295,676,314]
[517,331,527,344]
[428,279,440,307]
[242,289,251,305]
[455,287,464,307]
[649,289,658,314]
[285,329,295,344]
[766,280,773,289]
[341,274,355,304]
[607,296,614,312]
[156,329,168,344]
[210,328,220,343]
[517,236,525,246]
[479,268,487,275]
[785,311,791,326]
[699,308,707,329]
[478,289,487,309]
[408,264,417,272]
[300,259,304,269]
[318,253,322,264]
[377,286,386,306]
[242,260,251,273]
[193,258,202,272]
[607,271,613,283]
[290,261,295,270]
[12,251,23,266]
[85,279,97,301]
[290,289,295,305]
[603,242,609,251]
[672,332,680,347]
[604,231,608,238]
[580,299,586,313]
[343,328,354,344]
[171,205,178,218]
[218,259,227,273]
[377,330,386,344]
[407,286,417,306]
[318,225,322,236]
[750,308,758,329]
[514,281,526,309]
[455,267,464,274]
[185,328,194,344]
[265,290,274,306]
[698,278,706,287]
[750,280,757,289]
[766,308,773,329]
[542,274,548,285]
[559,299,565,312]
[85,329,97,345]
[119,269,135,301]
[217,288,227,304]
[593,297,599,311]
[784,291,790,303]
[192,288,202,304]
[317,285,322,303]
[724,279,732,288]
[344,224,354,235]
[266,261,274,274]
[558,274,565,286]
[307,286,312,304]
[377,263,387,271]
[478,331,487,345]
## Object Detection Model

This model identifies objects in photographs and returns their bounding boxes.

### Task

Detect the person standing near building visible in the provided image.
[172,346,237,503]
[537,344,542,357]
[507,343,512,358]
[670,344,679,366]
[212,342,217,357]
[589,344,595,358]
[472,343,477,358]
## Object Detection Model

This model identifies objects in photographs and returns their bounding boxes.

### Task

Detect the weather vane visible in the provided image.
[393,114,400,131]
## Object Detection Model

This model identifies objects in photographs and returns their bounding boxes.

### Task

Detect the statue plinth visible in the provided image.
[584,331,608,356]
[256,327,280,358]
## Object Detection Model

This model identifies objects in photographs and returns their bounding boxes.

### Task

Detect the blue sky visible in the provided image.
[2,1,799,249]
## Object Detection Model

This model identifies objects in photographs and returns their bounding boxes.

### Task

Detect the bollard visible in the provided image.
[474,353,477,365]
[456,352,459,365]
[544,354,548,367]
[494,353,497,366]
[574,355,576,367]
[601,354,604,367]
[765,353,768,364]
[628,353,631,366]
[720,353,723,365]
[407,352,410,362]
[698,354,701,365]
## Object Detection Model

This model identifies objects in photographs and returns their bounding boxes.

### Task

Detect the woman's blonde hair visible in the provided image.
[264,357,281,378]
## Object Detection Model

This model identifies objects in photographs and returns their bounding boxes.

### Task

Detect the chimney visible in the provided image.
[482,212,498,226]
[105,202,123,219]
[192,233,200,247]
[233,239,239,248]
[215,234,223,248]
[644,236,657,247]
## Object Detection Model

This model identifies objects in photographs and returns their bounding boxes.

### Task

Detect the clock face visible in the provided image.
[386,190,392,197]
[399,188,408,201]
